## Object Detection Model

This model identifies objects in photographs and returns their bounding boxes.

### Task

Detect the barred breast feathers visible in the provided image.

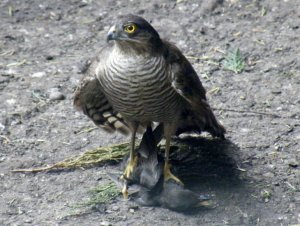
[96,48,182,122]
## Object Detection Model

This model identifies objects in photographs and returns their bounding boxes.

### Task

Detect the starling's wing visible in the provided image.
[138,126,163,189]
[160,180,212,212]
[74,48,131,135]
[163,40,225,138]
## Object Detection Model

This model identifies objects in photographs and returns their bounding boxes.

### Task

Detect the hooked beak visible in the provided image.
[107,25,118,42]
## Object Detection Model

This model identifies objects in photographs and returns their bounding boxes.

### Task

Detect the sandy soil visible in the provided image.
[1,0,299,225]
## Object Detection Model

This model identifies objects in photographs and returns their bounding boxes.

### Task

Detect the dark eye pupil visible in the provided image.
[128,26,133,31]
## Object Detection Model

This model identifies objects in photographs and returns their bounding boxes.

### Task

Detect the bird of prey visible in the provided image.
[74,14,225,198]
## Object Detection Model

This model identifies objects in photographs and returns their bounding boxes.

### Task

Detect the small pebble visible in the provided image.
[129,208,135,213]
[100,221,112,226]
[48,88,65,101]
[18,207,23,214]
[105,210,113,214]
[271,90,282,94]
[31,72,46,78]
[200,0,222,14]
[92,204,106,213]
[44,49,62,60]
[120,215,127,221]
[24,218,33,223]
[6,99,16,105]
[111,205,120,211]
[2,69,17,76]
[128,206,138,213]
[128,205,139,210]
[288,159,298,168]
[0,123,5,131]
[263,172,275,178]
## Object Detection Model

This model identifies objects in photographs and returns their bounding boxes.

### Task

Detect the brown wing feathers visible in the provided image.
[74,75,131,135]
[163,40,226,139]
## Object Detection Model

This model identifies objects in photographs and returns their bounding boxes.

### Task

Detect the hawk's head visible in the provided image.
[107,14,161,48]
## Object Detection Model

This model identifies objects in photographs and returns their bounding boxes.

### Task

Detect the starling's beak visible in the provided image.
[107,25,118,42]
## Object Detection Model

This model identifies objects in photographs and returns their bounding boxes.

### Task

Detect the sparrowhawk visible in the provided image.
[74,14,226,198]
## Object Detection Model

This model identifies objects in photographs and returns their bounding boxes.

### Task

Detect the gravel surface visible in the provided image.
[1,0,299,225]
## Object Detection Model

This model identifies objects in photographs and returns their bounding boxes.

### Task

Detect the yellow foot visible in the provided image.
[120,156,138,199]
[122,156,138,180]
[164,163,183,185]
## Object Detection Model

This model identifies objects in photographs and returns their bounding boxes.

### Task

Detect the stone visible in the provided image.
[100,221,112,226]
[31,72,46,78]
[48,88,65,101]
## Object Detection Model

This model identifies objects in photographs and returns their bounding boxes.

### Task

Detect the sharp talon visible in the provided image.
[120,175,129,199]
[122,183,129,199]
[164,163,183,185]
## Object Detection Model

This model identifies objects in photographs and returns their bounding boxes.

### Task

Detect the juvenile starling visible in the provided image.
[109,126,213,212]
[74,14,225,198]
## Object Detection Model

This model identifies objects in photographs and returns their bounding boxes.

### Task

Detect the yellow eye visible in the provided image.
[124,24,137,33]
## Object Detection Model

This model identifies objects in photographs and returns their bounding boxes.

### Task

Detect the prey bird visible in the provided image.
[109,126,213,212]
[74,14,225,198]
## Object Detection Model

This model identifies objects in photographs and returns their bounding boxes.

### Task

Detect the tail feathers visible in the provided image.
[177,101,226,139]
[204,117,226,139]
[87,107,131,135]
[200,100,226,139]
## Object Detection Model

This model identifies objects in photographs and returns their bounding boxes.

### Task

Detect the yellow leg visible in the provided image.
[121,122,139,199]
[164,124,183,185]
[122,156,138,179]
[122,183,129,199]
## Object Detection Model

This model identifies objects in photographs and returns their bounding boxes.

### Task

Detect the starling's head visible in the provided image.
[107,14,161,48]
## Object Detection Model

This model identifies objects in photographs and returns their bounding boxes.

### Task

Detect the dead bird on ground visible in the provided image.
[109,125,213,212]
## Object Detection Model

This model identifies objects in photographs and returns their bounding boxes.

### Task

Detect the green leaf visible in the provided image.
[223,48,246,74]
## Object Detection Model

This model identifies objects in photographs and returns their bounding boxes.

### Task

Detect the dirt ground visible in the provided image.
[1,0,299,225]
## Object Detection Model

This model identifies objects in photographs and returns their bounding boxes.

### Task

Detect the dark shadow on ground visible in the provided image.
[167,137,249,212]
[170,137,243,188]
[118,136,250,213]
